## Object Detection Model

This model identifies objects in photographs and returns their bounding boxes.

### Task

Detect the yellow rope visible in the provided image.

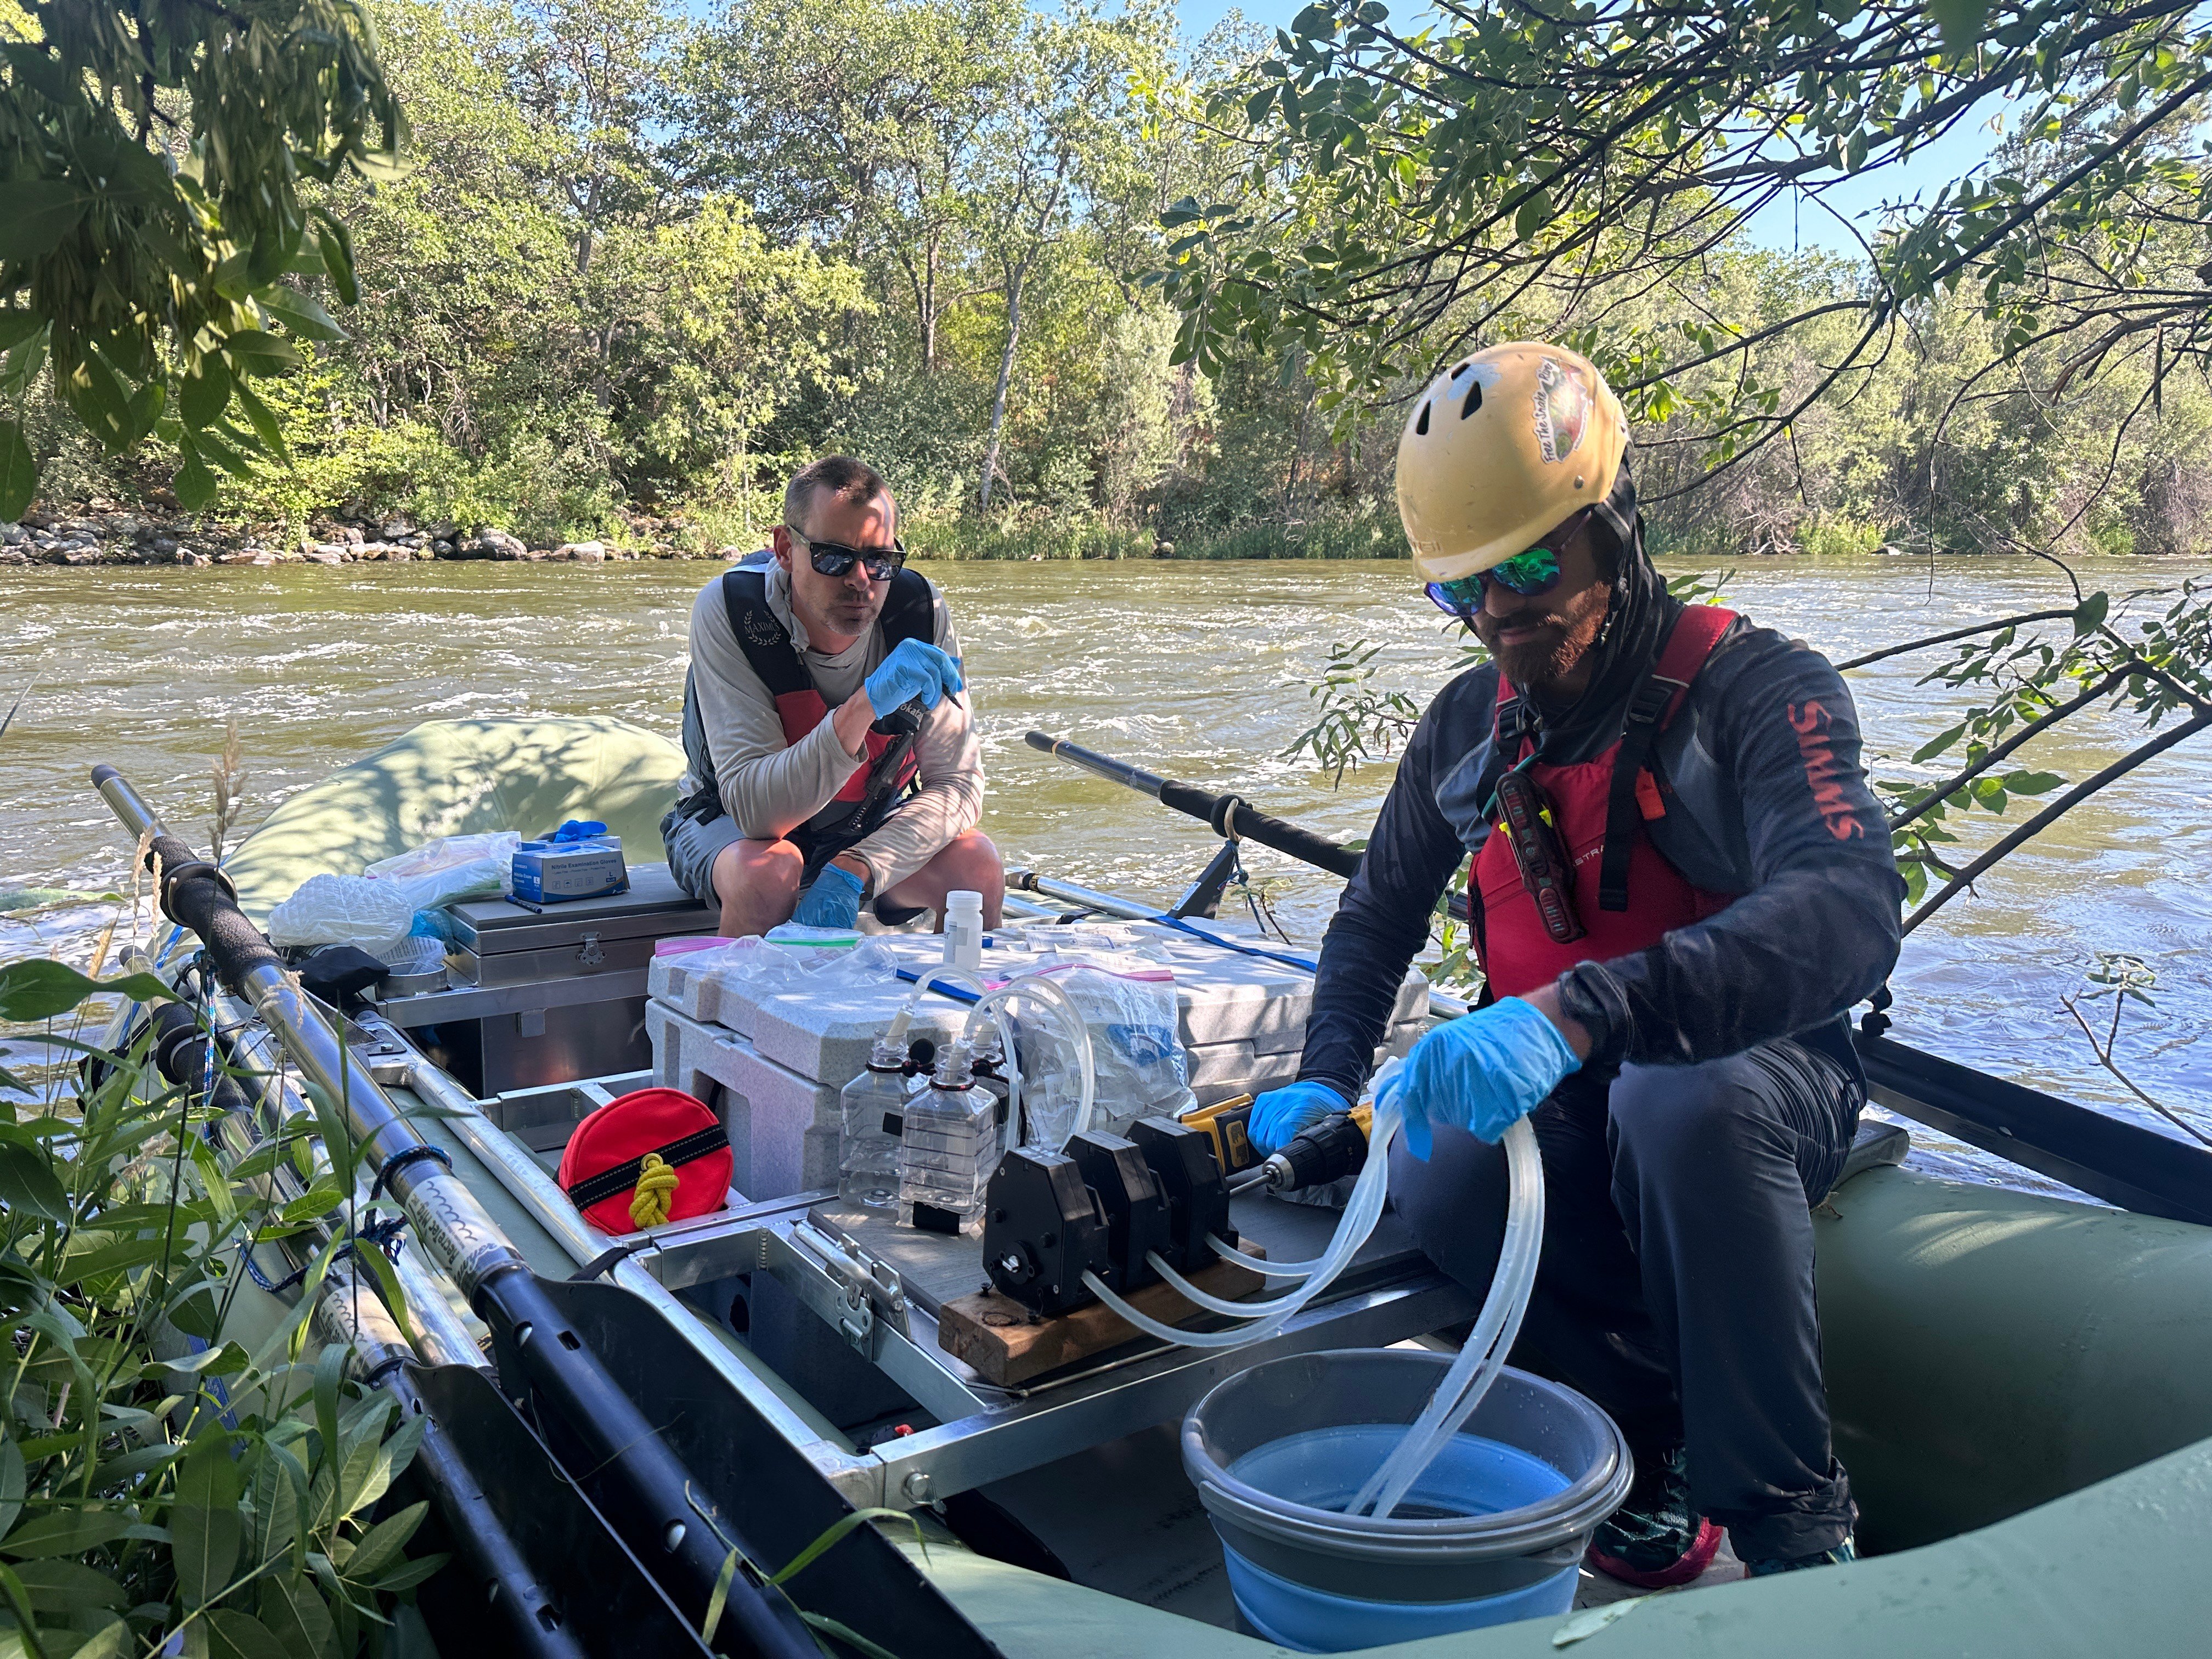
[630,1152,680,1229]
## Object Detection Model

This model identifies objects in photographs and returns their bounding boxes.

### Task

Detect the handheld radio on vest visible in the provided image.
[1494,769,1586,945]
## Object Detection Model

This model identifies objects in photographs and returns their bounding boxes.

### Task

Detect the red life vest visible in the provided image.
[1475,606,1741,998]
[769,683,918,805]
[721,567,932,807]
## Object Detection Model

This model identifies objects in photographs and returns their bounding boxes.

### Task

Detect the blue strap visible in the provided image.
[242,1212,409,1297]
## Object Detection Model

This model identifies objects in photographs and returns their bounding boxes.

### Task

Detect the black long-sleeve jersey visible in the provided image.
[1297,617,1906,1101]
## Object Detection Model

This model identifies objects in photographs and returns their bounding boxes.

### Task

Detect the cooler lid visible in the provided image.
[447,862,716,952]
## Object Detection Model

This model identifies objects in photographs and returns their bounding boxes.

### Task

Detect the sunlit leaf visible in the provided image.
[0,420,35,521]
[0,1504,133,1559]
[0,1143,71,1221]
[0,960,176,1023]
[173,1429,244,1607]
[180,357,233,430]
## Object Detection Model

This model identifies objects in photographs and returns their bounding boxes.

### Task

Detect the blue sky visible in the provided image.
[1174,0,2011,263]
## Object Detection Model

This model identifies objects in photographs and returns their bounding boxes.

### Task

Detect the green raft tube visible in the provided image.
[105,717,2212,1658]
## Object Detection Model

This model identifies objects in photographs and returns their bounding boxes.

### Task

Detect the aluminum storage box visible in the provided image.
[374,861,717,1094]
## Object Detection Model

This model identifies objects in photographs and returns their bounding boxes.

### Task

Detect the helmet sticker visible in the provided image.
[1532,357,1590,464]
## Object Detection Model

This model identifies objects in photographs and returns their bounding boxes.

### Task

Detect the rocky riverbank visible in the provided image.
[0,507,744,568]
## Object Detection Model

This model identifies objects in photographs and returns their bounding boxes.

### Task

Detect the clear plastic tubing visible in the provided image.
[1085,1054,1548,1525]
[1082,1090,1401,1349]
[966,969,1095,1147]
[1205,1235,1328,1279]
[1349,1112,1545,1519]
[904,964,1095,1151]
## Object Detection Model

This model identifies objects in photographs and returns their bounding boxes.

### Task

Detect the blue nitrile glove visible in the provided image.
[1249,1080,1351,1158]
[791,863,865,929]
[1379,997,1581,1161]
[864,638,964,715]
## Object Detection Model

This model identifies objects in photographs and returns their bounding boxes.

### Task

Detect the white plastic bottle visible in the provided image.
[943,889,984,973]
[897,1043,998,1234]
[838,1038,909,1211]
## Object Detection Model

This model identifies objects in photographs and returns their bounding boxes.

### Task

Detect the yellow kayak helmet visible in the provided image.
[1395,342,1630,585]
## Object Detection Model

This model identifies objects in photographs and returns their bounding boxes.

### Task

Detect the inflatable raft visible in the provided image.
[97,718,2212,1656]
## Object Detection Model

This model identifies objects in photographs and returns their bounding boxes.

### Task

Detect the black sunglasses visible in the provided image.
[788,526,905,582]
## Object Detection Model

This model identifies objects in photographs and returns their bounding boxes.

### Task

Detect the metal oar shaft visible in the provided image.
[1025,730,1364,880]
[91,765,815,1659]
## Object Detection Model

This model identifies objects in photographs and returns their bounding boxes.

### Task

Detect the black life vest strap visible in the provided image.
[563,1122,730,1212]
[1598,676,1680,912]
[715,566,936,691]
[718,568,811,697]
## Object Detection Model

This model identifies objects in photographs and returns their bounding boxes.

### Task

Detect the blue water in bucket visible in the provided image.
[1222,1425,1578,1652]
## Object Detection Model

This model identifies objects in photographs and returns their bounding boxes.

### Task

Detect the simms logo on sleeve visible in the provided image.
[1788,700,1865,841]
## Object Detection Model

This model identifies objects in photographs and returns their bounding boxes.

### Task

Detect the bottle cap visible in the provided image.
[931,1041,975,1089]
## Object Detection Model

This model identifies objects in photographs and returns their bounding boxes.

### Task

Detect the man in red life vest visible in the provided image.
[662,455,1004,936]
[1249,345,1903,1582]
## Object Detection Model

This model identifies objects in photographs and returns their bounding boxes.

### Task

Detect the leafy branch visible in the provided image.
[0,0,407,516]
[1860,575,2212,920]
[2059,953,2208,1148]
[0,956,444,1654]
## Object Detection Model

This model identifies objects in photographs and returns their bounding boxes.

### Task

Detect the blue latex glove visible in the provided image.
[791,863,865,929]
[1249,1080,1350,1158]
[1379,997,1581,1161]
[865,638,964,715]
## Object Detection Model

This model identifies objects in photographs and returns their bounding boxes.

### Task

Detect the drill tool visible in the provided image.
[1227,1105,1374,1196]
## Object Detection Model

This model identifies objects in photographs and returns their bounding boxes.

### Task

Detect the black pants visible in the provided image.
[1387,1038,1862,1560]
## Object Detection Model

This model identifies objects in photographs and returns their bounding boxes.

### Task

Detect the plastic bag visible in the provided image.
[1015,964,1193,1143]
[363,831,521,909]
[692,934,900,999]
[268,874,418,956]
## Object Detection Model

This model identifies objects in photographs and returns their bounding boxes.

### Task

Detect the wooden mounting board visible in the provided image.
[938,1250,1271,1387]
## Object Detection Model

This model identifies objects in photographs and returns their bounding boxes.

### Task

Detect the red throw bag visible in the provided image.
[557,1087,731,1233]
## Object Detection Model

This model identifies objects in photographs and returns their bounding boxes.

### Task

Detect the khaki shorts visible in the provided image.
[661,805,741,909]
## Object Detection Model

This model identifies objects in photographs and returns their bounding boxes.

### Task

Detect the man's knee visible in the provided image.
[1609,1057,1781,1183]
[713,838,803,907]
[935,830,1003,888]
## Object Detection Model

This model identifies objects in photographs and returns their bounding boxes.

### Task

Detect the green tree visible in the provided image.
[0,0,403,516]
[972,4,1171,508]
[1163,0,2212,480]
[611,196,870,528]
[682,0,1025,373]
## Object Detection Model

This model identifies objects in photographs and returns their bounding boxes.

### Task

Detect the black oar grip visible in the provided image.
[1188,786,1364,881]
[141,830,280,994]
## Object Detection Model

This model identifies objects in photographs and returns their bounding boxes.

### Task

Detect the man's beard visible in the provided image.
[1476,584,1612,689]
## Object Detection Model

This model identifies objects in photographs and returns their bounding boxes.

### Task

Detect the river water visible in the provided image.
[4,554,2208,1189]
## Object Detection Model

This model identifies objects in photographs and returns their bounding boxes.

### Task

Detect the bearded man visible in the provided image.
[1249,344,1904,1582]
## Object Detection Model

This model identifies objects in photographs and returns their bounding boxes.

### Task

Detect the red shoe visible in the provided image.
[1589,1516,1723,1588]
[1586,1446,1725,1587]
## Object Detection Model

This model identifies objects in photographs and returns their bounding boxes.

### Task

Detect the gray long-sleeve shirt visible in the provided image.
[679,561,984,891]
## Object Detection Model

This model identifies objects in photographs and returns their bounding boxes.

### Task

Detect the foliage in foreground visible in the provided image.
[0,0,403,521]
[0,957,442,1657]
